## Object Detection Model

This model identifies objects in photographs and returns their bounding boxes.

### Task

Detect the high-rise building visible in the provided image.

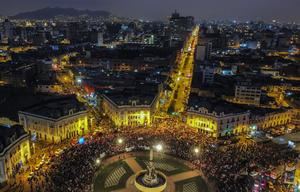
[97,32,104,46]
[196,42,212,61]
[1,19,13,43]
[169,11,194,47]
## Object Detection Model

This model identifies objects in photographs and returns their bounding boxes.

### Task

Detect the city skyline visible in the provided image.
[0,1,299,192]
[1,0,300,22]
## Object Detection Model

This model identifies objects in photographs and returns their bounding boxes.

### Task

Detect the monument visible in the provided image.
[134,149,167,192]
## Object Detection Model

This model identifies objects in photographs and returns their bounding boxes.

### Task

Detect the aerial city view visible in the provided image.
[0,0,300,192]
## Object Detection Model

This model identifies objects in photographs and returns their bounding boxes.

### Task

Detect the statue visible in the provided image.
[142,149,159,186]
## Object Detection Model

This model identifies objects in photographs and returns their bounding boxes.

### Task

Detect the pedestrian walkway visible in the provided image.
[169,170,201,182]
[124,158,142,173]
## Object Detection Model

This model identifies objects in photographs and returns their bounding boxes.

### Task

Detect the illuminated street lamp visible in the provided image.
[96,158,101,165]
[194,147,200,154]
[155,144,163,152]
[117,138,124,145]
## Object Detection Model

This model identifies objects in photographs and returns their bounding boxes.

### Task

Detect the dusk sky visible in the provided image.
[1,0,300,22]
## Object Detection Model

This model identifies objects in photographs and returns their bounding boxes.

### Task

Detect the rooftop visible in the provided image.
[103,88,157,107]
[187,94,248,115]
[0,124,27,154]
[20,95,87,119]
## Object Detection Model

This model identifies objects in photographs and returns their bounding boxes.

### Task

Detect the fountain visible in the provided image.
[134,149,167,192]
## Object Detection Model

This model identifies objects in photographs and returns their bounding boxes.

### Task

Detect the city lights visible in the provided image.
[0,4,298,192]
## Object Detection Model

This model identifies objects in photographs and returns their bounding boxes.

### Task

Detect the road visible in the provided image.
[159,26,199,114]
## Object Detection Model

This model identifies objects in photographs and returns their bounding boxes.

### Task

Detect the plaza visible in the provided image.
[93,152,211,192]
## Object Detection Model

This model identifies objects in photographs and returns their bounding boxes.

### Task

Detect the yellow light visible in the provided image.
[117,138,123,144]
[194,148,199,154]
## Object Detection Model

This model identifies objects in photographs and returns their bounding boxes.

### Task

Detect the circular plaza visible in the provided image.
[93,152,211,192]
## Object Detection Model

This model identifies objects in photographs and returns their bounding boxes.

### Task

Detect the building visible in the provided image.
[18,96,88,143]
[200,66,215,85]
[101,91,158,127]
[1,19,13,44]
[186,96,250,137]
[250,108,294,131]
[97,32,104,47]
[35,83,63,94]
[143,34,155,45]
[196,42,212,61]
[0,125,31,184]
[235,81,261,105]
[169,11,194,33]
[169,11,194,47]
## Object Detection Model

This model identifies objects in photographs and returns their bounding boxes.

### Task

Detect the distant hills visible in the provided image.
[11,7,111,19]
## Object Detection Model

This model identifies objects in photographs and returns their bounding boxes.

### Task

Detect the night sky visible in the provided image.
[1,0,300,22]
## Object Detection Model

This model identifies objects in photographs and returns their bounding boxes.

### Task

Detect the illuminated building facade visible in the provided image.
[101,94,158,127]
[186,96,250,137]
[250,108,293,130]
[186,108,250,137]
[0,125,31,184]
[18,96,88,143]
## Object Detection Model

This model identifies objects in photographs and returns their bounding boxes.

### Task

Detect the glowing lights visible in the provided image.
[78,137,85,145]
[117,138,124,144]
[140,111,145,118]
[194,148,200,154]
[155,144,163,152]
[76,78,82,84]
[96,158,101,165]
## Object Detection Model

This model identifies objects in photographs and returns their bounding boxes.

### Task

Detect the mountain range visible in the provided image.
[11,7,111,19]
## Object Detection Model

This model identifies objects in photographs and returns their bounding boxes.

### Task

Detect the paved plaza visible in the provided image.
[93,153,211,192]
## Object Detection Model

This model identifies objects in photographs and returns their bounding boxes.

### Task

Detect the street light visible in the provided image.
[155,144,163,152]
[96,158,101,165]
[194,147,200,154]
[117,138,124,145]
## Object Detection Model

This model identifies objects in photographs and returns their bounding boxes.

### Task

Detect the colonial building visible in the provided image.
[186,96,250,137]
[250,108,294,130]
[0,125,30,184]
[101,91,158,127]
[18,96,88,143]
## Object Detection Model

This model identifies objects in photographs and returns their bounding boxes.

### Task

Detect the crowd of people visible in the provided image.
[26,118,297,192]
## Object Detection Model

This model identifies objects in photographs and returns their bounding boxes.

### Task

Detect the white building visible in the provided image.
[0,125,31,184]
[102,93,158,127]
[186,97,250,137]
[18,96,88,143]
